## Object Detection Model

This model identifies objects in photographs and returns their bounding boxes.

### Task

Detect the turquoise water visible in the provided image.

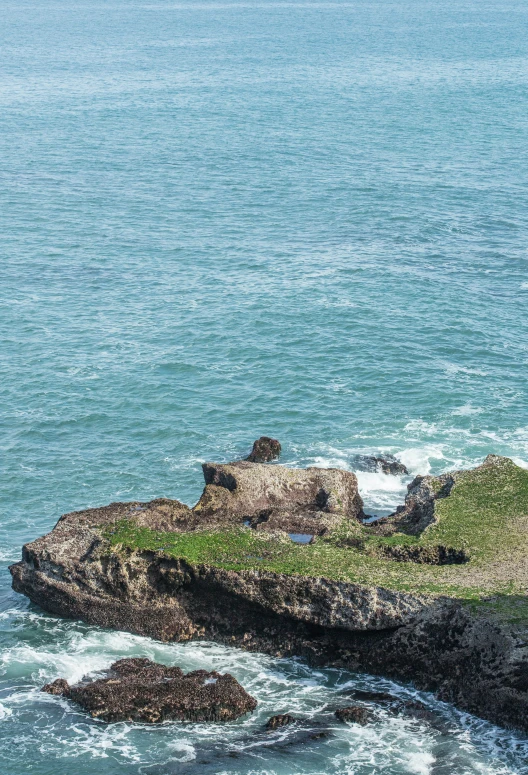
[1,0,528,772]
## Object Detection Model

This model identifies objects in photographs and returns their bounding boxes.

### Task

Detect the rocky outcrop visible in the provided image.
[382,473,455,535]
[378,454,511,537]
[10,513,430,638]
[42,657,256,723]
[354,455,409,476]
[194,462,365,530]
[9,454,528,733]
[10,506,528,731]
[335,706,371,724]
[246,437,281,463]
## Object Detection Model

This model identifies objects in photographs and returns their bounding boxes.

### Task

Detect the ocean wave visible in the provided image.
[1,632,527,772]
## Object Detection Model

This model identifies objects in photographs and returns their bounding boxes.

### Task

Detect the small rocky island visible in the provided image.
[10,443,528,732]
[42,657,257,723]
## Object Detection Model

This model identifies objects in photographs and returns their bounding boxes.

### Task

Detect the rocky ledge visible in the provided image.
[42,657,256,723]
[10,448,528,732]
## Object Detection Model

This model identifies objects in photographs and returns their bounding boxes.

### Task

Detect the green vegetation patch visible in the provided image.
[104,458,528,618]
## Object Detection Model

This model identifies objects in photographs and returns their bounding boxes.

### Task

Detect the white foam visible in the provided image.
[165,740,196,762]
[452,404,484,416]
[355,470,408,516]
[442,362,488,377]
[0,546,19,562]
[398,446,445,476]
[406,751,436,775]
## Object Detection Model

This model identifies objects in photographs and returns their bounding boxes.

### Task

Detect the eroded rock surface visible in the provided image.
[335,706,371,724]
[42,657,257,723]
[246,437,281,463]
[194,461,365,529]
[354,455,409,476]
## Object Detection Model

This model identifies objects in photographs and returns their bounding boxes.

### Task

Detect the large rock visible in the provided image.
[193,461,365,529]
[246,437,281,463]
[42,657,257,723]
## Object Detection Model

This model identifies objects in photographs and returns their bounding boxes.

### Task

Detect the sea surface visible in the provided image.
[1,1,528,773]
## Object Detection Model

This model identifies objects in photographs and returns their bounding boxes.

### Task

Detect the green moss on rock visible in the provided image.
[104,457,528,621]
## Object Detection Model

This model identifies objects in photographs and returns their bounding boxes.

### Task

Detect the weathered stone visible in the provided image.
[42,678,70,696]
[266,713,297,729]
[56,498,196,534]
[352,454,408,476]
[335,706,371,724]
[246,437,281,463]
[249,508,340,536]
[194,461,365,525]
[377,544,469,565]
[42,658,257,723]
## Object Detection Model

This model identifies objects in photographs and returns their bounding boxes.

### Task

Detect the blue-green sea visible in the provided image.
[1,1,528,773]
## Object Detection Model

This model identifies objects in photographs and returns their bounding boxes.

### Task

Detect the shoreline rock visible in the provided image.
[246,437,281,463]
[354,455,409,476]
[9,454,528,733]
[42,658,257,723]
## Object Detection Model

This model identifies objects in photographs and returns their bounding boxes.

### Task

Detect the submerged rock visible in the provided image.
[41,658,257,723]
[343,689,397,704]
[246,437,281,463]
[352,454,408,476]
[368,456,408,476]
[266,713,297,729]
[335,706,372,725]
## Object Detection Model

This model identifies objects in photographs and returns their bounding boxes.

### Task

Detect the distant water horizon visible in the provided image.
[1,0,527,773]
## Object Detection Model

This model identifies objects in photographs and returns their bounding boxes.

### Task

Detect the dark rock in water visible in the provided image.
[335,705,372,725]
[266,713,297,729]
[41,657,257,723]
[396,699,440,724]
[356,455,409,476]
[42,678,70,696]
[246,437,281,463]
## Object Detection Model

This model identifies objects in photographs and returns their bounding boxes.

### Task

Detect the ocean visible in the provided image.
[1,0,527,772]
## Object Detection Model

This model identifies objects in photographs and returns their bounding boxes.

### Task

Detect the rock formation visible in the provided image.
[266,714,297,729]
[193,460,365,534]
[246,437,281,463]
[42,657,257,723]
[335,706,371,724]
[9,453,528,733]
[352,454,409,476]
